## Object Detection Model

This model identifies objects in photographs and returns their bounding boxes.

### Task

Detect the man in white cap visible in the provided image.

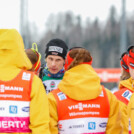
[40,39,68,94]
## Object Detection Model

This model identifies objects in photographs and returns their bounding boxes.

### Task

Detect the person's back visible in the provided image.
[48,47,122,134]
[40,39,68,94]
[0,29,50,134]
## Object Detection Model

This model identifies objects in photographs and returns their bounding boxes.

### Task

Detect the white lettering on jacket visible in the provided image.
[68,103,100,111]
[0,121,25,128]
[0,84,23,93]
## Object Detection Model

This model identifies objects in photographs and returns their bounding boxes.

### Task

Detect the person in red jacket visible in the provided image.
[48,47,122,134]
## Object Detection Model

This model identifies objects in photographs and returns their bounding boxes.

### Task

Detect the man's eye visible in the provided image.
[49,58,53,60]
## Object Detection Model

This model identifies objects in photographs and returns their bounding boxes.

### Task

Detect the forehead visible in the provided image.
[47,55,64,60]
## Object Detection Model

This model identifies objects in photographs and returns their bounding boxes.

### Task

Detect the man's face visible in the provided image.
[46,55,64,74]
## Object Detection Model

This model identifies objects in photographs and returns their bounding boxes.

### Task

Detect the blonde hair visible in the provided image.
[68,48,92,70]
[120,69,130,81]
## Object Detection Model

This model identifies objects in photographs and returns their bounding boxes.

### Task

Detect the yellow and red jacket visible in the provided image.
[48,64,122,134]
[0,29,50,134]
[114,88,133,105]
[0,70,34,133]
[52,87,110,134]
[114,78,134,134]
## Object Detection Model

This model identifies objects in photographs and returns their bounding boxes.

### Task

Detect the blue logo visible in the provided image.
[57,92,66,101]
[122,91,129,98]
[9,105,17,114]
[88,122,96,130]
[128,95,131,100]
[22,107,29,112]
[99,122,107,128]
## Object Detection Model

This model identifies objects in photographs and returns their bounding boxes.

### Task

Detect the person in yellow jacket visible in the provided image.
[129,93,134,134]
[0,29,50,134]
[115,45,134,134]
[114,52,130,134]
[48,47,122,134]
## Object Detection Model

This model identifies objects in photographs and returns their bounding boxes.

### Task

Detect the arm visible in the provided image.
[105,89,124,134]
[128,93,134,134]
[48,92,58,134]
[29,75,50,134]
[116,100,129,134]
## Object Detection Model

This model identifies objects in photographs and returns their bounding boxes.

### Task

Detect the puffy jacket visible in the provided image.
[114,87,130,133]
[0,29,50,134]
[48,64,122,134]
[117,78,134,134]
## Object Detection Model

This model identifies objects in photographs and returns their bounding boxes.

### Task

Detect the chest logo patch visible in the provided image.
[50,81,55,88]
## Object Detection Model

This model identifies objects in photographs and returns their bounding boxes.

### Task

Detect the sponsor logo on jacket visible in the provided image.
[58,124,65,131]
[0,107,5,111]
[68,103,100,111]
[22,72,31,81]
[69,124,84,129]
[0,121,26,128]
[9,105,18,114]
[0,84,23,93]
[122,90,132,101]
[88,122,96,130]
[22,107,29,112]
[57,92,67,101]
[99,122,107,128]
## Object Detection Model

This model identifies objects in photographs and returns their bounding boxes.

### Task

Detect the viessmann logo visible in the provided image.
[68,103,100,110]
[0,84,23,93]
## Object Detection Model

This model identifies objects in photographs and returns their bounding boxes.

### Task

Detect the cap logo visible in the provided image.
[49,46,63,53]
[130,62,134,67]
[51,52,58,55]
[122,64,127,70]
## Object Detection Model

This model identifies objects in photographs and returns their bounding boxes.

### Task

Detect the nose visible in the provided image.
[51,60,56,66]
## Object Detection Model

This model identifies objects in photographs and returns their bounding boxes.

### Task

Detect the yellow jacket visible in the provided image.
[119,78,134,134]
[0,29,50,134]
[48,64,122,134]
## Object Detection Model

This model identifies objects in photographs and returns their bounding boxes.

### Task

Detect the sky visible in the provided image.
[0,0,134,33]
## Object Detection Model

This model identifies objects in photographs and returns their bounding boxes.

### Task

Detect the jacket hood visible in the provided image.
[119,77,134,91]
[0,29,32,71]
[58,64,102,101]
